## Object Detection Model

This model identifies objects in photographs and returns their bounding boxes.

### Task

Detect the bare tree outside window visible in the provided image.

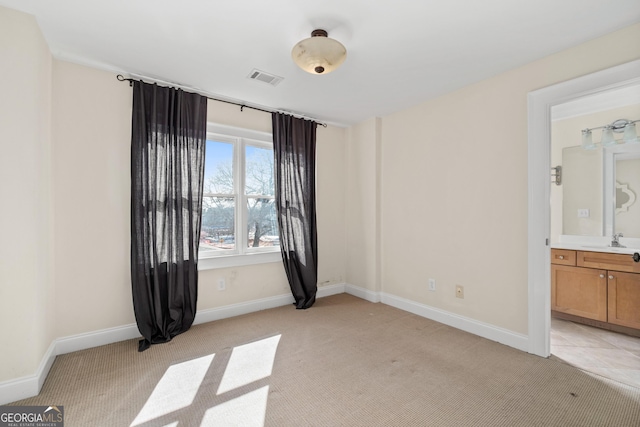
[199,139,279,254]
[201,141,235,252]
[245,145,278,248]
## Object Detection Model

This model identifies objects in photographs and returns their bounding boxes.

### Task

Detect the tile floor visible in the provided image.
[551,317,640,389]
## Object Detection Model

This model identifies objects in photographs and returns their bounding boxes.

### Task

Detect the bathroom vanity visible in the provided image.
[551,247,640,337]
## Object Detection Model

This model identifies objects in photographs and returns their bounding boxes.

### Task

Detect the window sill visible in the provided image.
[198,251,282,270]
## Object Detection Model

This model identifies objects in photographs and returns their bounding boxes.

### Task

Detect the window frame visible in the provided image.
[199,123,281,270]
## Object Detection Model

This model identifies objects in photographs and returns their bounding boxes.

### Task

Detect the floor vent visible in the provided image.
[247,69,283,86]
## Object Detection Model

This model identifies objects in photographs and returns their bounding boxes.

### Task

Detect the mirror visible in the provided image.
[550,84,640,241]
[562,144,640,238]
[603,144,640,238]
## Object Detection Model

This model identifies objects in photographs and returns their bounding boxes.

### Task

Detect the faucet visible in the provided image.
[610,233,626,248]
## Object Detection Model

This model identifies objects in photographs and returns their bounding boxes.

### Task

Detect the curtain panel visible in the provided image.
[131,81,207,351]
[271,113,318,309]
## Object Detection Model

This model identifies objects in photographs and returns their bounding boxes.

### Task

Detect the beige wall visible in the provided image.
[346,118,381,292]
[52,62,348,337]
[560,145,603,237]
[52,61,134,337]
[376,23,640,335]
[0,6,53,382]
[315,124,348,288]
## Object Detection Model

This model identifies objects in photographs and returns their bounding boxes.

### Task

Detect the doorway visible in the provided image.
[527,59,640,361]
[547,83,640,388]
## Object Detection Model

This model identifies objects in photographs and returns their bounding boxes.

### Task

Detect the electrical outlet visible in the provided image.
[578,209,590,218]
[218,278,226,291]
[455,285,464,299]
[428,278,436,291]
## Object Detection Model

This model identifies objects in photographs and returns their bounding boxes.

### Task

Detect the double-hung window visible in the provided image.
[199,123,281,269]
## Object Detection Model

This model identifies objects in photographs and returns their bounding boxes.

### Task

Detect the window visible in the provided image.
[199,124,281,269]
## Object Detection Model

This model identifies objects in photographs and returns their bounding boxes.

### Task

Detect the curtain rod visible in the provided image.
[116,74,327,128]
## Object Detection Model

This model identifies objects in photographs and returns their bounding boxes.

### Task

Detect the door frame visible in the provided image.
[527,59,640,357]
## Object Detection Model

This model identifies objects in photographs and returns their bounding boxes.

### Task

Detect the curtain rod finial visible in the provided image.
[117,74,133,87]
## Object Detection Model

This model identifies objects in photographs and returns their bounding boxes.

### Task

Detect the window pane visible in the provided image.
[246,198,279,249]
[201,196,235,252]
[205,140,234,194]
[245,145,274,196]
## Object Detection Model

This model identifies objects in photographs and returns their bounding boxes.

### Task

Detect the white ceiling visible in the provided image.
[2,0,640,126]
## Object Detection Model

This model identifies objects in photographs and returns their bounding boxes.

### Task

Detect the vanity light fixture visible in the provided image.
[581,118,640,149]
[291,29,347,75]
[581,129,596,150]
[623,121,639,144]
[601,126,616,146]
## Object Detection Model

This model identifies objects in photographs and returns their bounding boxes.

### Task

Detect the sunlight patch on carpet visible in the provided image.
[201,386,270,427]
[217,335,281,394]
[130,354,215,426]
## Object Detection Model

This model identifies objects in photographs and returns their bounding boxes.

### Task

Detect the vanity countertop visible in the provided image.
[552,242,640,255]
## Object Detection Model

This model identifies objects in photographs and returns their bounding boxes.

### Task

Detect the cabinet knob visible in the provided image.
[558,255,564,260]
[600,274,605,278]
[609,275,614,280]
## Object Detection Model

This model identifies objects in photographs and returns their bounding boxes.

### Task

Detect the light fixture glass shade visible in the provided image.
[623,122,639,144]
[581,129,595,150]
[291,29,347,75]
[601,126,616,146]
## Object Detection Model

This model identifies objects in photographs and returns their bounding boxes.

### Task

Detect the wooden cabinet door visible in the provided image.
[608,271,640,329]
[551,265,607,321]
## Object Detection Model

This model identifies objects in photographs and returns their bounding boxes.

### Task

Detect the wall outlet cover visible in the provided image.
[578,208,590,218]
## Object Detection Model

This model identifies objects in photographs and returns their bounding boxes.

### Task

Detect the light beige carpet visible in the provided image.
[11,293,640,426]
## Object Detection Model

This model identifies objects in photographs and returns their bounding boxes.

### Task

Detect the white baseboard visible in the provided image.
[0,374,39,406]
[345,284,381,303]
[317,283,346,298]
[56,324,141,356]
[194,293,295,324]
[381,292,529,352]
[195,283,346,324]
[36,341,57,393]
[0,341,56,406]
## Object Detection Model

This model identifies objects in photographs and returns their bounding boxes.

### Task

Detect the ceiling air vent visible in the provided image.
[247,69,283,86]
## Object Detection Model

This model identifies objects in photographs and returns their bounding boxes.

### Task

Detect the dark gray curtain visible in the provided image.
[271,113,318,309]
[131,81,207,351]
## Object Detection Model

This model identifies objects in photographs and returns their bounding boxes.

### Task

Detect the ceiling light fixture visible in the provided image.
[291,29,347,75]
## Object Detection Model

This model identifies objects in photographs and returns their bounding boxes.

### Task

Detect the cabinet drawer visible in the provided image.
[577,251,640,273]
[551,249,576,266]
